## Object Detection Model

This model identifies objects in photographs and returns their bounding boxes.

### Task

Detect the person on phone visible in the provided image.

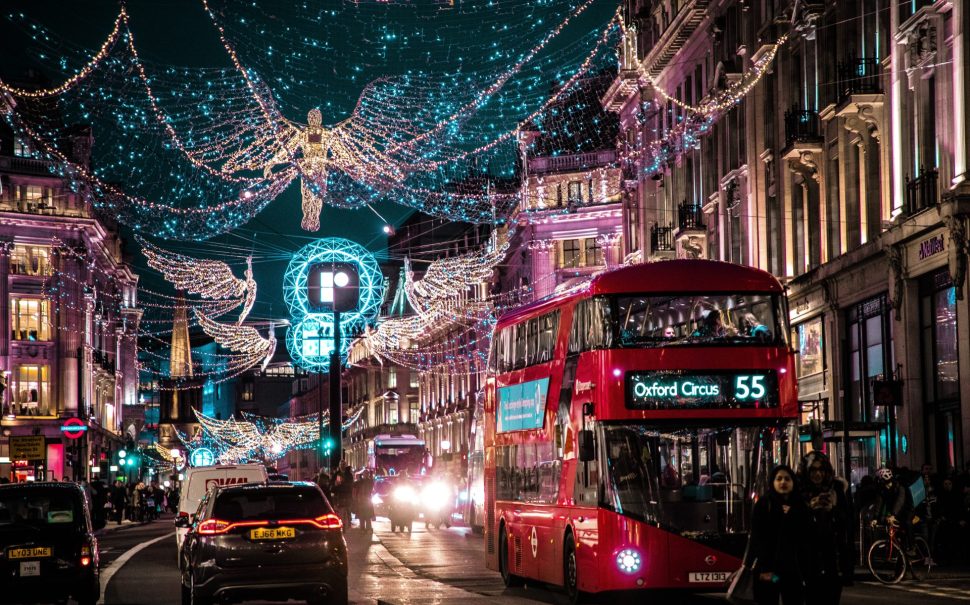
[798,452,854,604]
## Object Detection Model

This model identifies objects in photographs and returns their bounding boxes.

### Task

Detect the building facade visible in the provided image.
[0,98,140,482]
[601,0,970,477]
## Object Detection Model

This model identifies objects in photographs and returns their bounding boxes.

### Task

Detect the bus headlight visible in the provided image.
[371,494,383,505]
[616,548,641,573]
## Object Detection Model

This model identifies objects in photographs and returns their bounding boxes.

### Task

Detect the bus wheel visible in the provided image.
[499,525,523,587]
[564,534,584,604]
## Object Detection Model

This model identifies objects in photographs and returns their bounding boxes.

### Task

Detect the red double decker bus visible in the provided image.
[483,260,798,600]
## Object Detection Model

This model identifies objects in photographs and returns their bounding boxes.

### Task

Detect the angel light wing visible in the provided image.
[195,311,277,372]
[138,235,248,302]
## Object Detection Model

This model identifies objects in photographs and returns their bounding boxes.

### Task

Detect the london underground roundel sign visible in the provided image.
[60,417,88,440]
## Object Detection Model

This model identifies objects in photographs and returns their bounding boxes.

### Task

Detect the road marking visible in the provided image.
[863,581,970,600]
[97,532,174,605]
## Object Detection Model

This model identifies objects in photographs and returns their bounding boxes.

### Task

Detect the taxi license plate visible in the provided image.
[8,547,52,559]
[250,527,295,540]
[19,561,41,577]
[688,571,730,583]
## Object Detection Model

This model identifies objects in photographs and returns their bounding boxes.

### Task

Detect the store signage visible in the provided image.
[497,378,550,433]
[9,436,46,460]
[60,418,88,439]
[626,371,779,410]
[918,234,945,261]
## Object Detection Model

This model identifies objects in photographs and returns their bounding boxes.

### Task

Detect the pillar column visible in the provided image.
[952,0,968,184]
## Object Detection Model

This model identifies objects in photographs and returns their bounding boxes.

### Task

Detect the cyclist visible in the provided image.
[872,467,916,555]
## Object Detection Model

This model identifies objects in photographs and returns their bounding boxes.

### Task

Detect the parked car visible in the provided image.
[176,463,268,550]
[0,482,100,605]
[178,481,348,605]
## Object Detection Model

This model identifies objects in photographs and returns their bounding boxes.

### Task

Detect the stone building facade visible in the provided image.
[0,98,140,481]
[601,0,970,478]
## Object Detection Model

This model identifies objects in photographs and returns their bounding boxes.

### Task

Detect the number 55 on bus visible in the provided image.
[483,260,798,602]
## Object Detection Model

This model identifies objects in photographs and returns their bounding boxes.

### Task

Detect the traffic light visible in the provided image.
[321,437,335,455]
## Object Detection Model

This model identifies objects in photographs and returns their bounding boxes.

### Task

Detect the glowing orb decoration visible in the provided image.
[284,238,383,372]
[189,447,215,467]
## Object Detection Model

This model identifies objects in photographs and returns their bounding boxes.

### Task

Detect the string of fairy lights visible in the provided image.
[1,2,795,385]
[176,407,366,463]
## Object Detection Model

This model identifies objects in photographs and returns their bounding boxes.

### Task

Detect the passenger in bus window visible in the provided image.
[663,326,676,339]
[692,309,735,338]
[742,312,772,343]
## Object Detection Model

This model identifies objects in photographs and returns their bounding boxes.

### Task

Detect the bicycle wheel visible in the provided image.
[911,536,933,581]
[868,539,907,584]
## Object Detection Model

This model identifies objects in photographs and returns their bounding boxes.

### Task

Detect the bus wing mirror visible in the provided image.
[578,430,596,462]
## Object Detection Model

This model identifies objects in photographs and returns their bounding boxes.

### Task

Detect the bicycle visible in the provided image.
[867,523,933,584]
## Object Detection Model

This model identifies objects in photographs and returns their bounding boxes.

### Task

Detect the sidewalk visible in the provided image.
[95,513,174,536]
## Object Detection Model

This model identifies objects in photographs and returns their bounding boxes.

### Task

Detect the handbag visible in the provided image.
[725,562,758,605]
[726,528,758,605]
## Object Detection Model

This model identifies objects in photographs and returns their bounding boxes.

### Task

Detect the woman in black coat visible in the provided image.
[798,452,854,604]
[746,465,811,605]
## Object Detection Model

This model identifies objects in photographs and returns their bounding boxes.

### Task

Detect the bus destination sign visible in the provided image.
[497,378,550,433]
[626,371,778,410]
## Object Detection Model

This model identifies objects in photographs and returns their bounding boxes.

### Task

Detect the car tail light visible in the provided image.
[197,519,233,535]
[308,514,342,529]
[80,538,94,567]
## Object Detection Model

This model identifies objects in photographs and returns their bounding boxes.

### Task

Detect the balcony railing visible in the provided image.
[93,349,116,373]
[784,108,823,147]
[528,150,617,174]
[678,201,705,231]
[905,168,939,215]
[837,58,881,100]
[650,223,675,253]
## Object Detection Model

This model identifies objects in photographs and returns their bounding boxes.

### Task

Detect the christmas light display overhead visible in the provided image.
[195,311,278,373]
[284,237,384,372]
[178,407,365,463]
[138,236,257,324]
[0,1,621,238]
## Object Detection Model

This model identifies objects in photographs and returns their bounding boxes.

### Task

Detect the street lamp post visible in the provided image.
[329,310,341,473]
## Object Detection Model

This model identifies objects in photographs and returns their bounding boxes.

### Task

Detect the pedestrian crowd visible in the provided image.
[314,460,377,531]
[739,452,970,605]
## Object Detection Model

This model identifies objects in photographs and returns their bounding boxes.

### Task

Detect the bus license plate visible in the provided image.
[19,561,41,577]
[250,527,295,540]
[688,571,729,583]
[8,547,52,559]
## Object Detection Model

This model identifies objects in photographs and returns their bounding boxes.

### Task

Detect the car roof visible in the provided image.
[0,481,84,493]
[213,481,318,495]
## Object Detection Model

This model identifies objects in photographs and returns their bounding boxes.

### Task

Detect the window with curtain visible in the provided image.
[10,297,51,341]
[12,365,51,416]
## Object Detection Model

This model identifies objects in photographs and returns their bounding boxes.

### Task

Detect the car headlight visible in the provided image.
[393,485,417,503]
[616,548,642,573]
[371,494,383,505]
[421,481,450,510]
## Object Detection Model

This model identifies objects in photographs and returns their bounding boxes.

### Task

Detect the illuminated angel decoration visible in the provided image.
[138,236,257,324]
[195,311,278,373]
[261,108,405,232]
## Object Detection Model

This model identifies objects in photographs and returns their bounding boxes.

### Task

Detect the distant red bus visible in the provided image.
[483,260,798,600]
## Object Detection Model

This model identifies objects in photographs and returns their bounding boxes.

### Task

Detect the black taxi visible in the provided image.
[0,481,100,605]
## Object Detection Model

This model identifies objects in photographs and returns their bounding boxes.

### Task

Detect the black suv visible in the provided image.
[0,482,100,605]
[178,482,348,605]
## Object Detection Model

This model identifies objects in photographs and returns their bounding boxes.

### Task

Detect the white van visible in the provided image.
[175,464,267,549]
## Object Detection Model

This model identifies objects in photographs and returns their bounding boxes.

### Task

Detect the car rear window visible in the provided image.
[212,487,331,521]
[0,488,81,528]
